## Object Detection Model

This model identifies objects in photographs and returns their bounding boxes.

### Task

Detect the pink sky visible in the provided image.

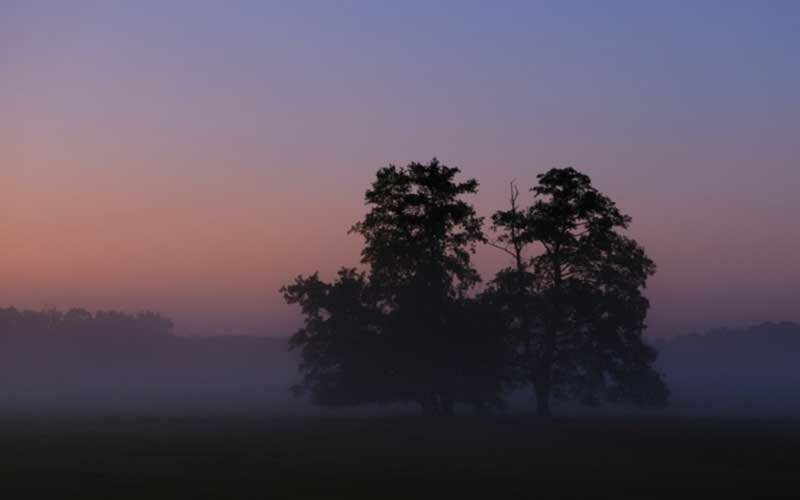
[2,2,798,337]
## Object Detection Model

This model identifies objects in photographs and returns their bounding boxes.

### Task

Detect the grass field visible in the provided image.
[2,415,798,498]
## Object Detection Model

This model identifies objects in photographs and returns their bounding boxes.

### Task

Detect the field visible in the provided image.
[2,415,799,498]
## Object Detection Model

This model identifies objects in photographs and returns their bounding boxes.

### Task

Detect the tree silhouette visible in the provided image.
[281,268,391,406]
[487,168,668,415]
[351,158,489,415]
[284,159,511,415]
[0,307,173,339]
[284,162,667,416]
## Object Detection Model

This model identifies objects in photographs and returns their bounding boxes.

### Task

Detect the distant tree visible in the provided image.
[0,307,21,336]
[0,307,173,340]
[284,159,509,415]
[487,168,668,416]
[63,308,93,326]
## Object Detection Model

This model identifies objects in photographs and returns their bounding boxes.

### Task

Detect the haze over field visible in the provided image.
[1,308,797,417]
[3,1,799,338]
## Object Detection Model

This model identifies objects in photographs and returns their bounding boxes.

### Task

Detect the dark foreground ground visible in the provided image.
[1,415,799,498]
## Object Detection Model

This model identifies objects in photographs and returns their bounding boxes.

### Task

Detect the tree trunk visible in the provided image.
[440,393,455,416]
[535,251,560,419]
[534,379,551,417]
[420,392,442,417]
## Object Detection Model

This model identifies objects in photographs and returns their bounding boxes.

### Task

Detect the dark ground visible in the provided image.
[1,415,798,498]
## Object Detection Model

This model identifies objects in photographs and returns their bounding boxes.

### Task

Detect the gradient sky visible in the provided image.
[2,1,799,337]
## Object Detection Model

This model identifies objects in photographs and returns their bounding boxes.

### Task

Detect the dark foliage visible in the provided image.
[282,269,390,406]
[284,162,667,416]
[487,168,668,415]
[283,159,512,414]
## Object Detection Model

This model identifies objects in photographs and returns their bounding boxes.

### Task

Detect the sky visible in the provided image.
[2,1,798,337]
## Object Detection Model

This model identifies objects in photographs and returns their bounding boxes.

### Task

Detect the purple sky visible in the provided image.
[2,1,799,337]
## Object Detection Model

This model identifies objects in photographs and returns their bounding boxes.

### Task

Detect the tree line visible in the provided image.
[0,307,173,340]
[282,159,669,416]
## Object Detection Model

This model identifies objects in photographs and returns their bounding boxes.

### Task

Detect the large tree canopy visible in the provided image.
[284,163,666,416]
[350,159,485,298]
[487,168,668,415]
[283,159,510,415]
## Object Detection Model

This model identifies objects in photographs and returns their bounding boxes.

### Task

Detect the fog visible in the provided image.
[0,307,797,418]
[653,322,800,417]
[0,308,302,415]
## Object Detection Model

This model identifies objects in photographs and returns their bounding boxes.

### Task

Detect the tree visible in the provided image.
[284,159,509,415]
[487,168,668,416]
[281,268,391,406]
[350,158,488,415]
[0,307,173,340]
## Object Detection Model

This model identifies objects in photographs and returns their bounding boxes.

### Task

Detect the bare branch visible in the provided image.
[485,240,518,258]
[510,180,520,211]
